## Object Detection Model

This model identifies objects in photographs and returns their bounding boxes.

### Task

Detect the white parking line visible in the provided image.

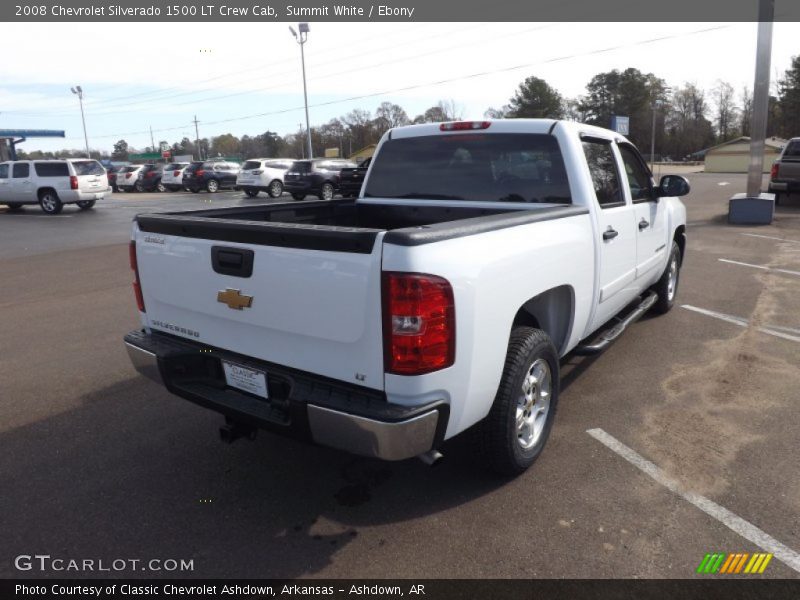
[681,305,800,343]
[718,258,800,278]
[586,428,800,574]
[741,233,800,244]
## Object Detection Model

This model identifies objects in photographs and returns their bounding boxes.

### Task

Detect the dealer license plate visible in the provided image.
[222,361,268,399]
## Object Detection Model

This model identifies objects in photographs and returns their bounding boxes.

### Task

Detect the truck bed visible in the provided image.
[135,198,588,252]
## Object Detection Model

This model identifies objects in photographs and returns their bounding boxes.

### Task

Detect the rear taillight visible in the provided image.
[195,169,206,177]
[174,170,180,176]
[440,121,491,131]
[129,241,145,312]
[69,176,78,190]
[771,162,780,180]
[382,272,455,375]
[145,171,155,178]
[126,173,133,179]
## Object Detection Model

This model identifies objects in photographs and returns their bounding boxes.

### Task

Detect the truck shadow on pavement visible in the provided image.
[0,377,511,579]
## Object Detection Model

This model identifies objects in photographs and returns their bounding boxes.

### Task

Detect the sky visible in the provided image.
[1,21,798,153]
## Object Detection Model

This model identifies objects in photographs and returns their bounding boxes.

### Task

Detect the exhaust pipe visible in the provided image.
[219,420,257,444]
[418,449,444,467]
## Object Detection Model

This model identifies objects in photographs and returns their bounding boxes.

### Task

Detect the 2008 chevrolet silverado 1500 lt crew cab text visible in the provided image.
[124,119,689,475]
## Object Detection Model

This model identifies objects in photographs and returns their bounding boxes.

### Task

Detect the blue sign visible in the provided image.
[611,116,630,136]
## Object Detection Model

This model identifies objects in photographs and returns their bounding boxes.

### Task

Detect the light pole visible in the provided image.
[70,86,90,158]
[289,23,313,160]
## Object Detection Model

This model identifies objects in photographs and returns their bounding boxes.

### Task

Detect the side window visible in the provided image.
[12,163,30,178]
[618,144,653,202]
[0,164,8,178]
[581,140,623,208]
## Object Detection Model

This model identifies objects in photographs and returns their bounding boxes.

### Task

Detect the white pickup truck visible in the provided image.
[124,119,689,475]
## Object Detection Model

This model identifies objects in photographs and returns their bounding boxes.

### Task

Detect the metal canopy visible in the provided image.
[0,129,65,139]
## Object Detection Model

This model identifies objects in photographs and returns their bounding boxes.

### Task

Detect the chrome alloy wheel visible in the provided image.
[667,254,679,301]
[516,358,552,450]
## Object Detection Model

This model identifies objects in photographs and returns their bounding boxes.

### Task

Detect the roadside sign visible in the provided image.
[162,150,171,159]
[611,116,630,135]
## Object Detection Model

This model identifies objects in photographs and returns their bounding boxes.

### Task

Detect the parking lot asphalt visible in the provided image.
[1,179,798,579]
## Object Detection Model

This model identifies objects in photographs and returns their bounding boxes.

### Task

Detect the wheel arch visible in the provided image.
[37,186,57,199]
[511,285,575,356]
[673,224,686,266]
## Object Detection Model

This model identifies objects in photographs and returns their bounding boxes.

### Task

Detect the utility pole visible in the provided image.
[71,85,90,158]
[746,0,774,197]
[150,126,155,154]
[193,115,202,160]
[289,23,313,159]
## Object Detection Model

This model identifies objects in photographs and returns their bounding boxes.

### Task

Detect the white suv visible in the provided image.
[236,158,293,198]
[116,165,145,192]
[161,162,190,192]
[0,159,109,214]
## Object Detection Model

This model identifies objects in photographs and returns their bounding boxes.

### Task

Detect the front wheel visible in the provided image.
[76,200,96,210]
[244,188,259,198]
[291,193,306,201]
[206,179,219,193]
[477,327,560,476]
[268,180,284,198]
[651,241,681,314]
[134,181,144,193]
[155,181,166,193]
[774,192,781,205]
[39,190,64,214]
[319,182,335,201]
[6,203,23,211]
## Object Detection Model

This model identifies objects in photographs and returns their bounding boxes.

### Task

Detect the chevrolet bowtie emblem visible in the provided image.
[217,288,253,310]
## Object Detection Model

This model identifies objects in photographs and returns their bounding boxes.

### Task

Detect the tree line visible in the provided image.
[17,56,800,163]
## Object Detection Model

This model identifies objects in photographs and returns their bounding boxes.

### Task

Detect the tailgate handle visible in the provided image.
[211,246,254,278]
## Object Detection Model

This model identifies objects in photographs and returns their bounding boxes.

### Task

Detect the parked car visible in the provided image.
[236,158,293,198]
[137,164,166,193]
[124,119,689,474]
[283,158,358,200]
[769,137,800,204]
[107,165,126,192]
[0,158,109,214]
[117,165,145,192]
[161,162,190,192]
[338,157,371,198]
[182,160,240,193]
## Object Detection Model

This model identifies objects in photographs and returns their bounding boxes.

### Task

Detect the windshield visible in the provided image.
[364,133,571,204]
[72,161,106,176]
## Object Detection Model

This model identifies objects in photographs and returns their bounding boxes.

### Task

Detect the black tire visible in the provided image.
[319,182,335,201]
[651,240,681,314]
[774,192,781,206]
[190,188,200,194]
[39,189,63,215]
[206,179,220,193]
[292,193,306,201]
[76,200,96,210]
[155,180,166,193]
[244,188,259,198]
[268,180,284,198]
[6,203,24,211]
[134,181,144,193]
[477,327,560,477]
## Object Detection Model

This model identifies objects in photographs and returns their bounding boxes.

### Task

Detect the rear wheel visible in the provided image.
[774,192,781,205]
[155,181,166,193]
[651,241,681,314]
[6,203,23,211]
[319,182,335,201]
[39,190,63,215]
[292,193,306,201]
[76,200,96,210]
[134,181,144,193]
[477,327,560,476]
[206,179,219,193]
[244,188,259,198]
[268,180,284,198]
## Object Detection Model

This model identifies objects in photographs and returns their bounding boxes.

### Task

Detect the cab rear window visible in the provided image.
[34,162,69,177]
[364,133,571,204]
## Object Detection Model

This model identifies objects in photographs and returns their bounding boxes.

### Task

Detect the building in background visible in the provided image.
[704,136,787,173]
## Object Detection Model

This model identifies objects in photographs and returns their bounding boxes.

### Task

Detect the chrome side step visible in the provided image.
[573,291,658,356]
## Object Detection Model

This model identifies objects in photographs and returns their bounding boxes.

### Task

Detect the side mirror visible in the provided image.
[658,174,691,197]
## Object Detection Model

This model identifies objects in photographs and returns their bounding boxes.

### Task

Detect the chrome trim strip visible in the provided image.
[307,405,438,461]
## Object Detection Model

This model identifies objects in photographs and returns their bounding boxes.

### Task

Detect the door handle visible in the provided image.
[639,218,649,231]
[603,227,619,241]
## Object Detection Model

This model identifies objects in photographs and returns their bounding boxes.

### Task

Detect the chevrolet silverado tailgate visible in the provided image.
[133,213,386,391]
